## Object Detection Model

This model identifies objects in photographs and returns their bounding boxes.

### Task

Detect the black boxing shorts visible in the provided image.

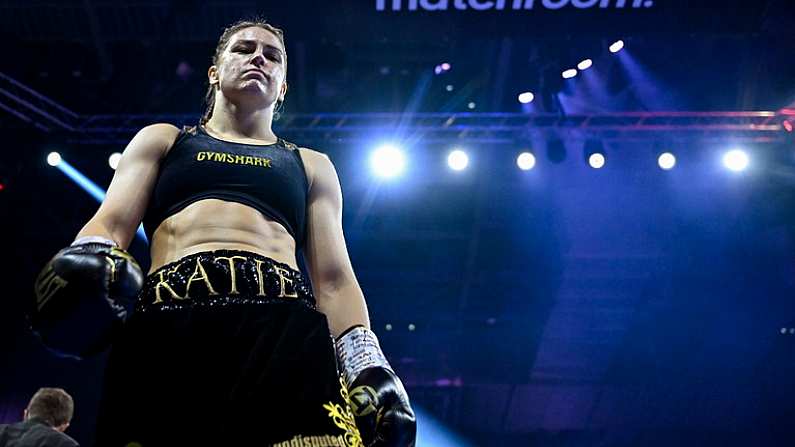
[94,250,363,447]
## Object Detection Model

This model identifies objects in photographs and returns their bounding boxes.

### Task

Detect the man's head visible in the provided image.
[24,388,74,432]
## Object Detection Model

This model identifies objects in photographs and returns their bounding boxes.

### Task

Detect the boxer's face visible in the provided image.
[208,26,287,108]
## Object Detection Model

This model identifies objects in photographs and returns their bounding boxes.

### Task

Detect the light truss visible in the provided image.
[2,72,792,146]
[69,111,793,146]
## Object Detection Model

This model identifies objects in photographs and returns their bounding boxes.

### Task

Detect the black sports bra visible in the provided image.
[142,125,309,248]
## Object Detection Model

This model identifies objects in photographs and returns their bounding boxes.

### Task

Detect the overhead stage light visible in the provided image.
[370,144,406,179]
[517,152,536,171]
[448,149,469,171]
[609,40,625,53]
[723,149,749,172]
[588,153,605,169]
[109,152,122,170]
[518,92,535,104]
[47,152,62,167]
[562,69,578,79]
[577,59,593,70]
[584,139,606,169]
[658,152,676,170]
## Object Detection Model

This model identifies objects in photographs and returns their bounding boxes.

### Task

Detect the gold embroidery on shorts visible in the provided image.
[273,265,298,298]
[254,259,268,296]
[153,266,184,304]
[185,259,218,298]
[322,377,363,447]
[214,255,248,295]
[271,434,345,447]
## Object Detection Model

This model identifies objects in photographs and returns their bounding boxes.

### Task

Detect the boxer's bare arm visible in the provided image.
[76,123,180,249]
[301,150,370,337]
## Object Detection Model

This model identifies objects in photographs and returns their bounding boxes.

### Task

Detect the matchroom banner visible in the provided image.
[285,0,765,42]
[0,0,770,43]
[375,0,657,11]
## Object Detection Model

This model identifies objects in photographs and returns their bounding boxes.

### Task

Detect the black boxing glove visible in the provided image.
[30,237,144,359]
[335,325,416,447]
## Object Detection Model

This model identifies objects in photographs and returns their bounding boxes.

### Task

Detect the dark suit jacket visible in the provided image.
[0,417,79,447]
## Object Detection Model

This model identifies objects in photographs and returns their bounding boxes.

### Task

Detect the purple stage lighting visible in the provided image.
[441,62,451,71]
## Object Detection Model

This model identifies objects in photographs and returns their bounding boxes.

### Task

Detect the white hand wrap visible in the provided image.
[72,236,117,247]
[335,326,393,387]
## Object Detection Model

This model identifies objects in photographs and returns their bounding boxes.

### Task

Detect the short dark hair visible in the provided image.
[26,388,74,427]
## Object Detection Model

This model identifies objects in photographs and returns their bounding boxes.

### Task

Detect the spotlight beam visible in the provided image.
[415,405,476,447]
[55,158,148,242]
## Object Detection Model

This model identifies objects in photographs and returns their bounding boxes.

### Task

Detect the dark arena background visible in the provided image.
[2,1,795,446]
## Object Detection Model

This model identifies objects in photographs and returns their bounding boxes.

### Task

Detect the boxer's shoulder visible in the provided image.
[294,146,331,193]
[125,123,181,161]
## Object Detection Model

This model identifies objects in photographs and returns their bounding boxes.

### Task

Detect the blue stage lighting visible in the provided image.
[577,59,593,70]
[518,92,534,104]
[517,152,536,170]
[723,149,749,172]
[46,152,62,167]
[447,149,469,171]
[658,152,676,170]
[584,139,606,169]
[370,144,407,179]
[609,40,625,53]
[109,152,122,170]
[57,160,106,203]
[589,153,605,169]
[562,68,578,79]
[415,405,476,447]
[52,157,148,242]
